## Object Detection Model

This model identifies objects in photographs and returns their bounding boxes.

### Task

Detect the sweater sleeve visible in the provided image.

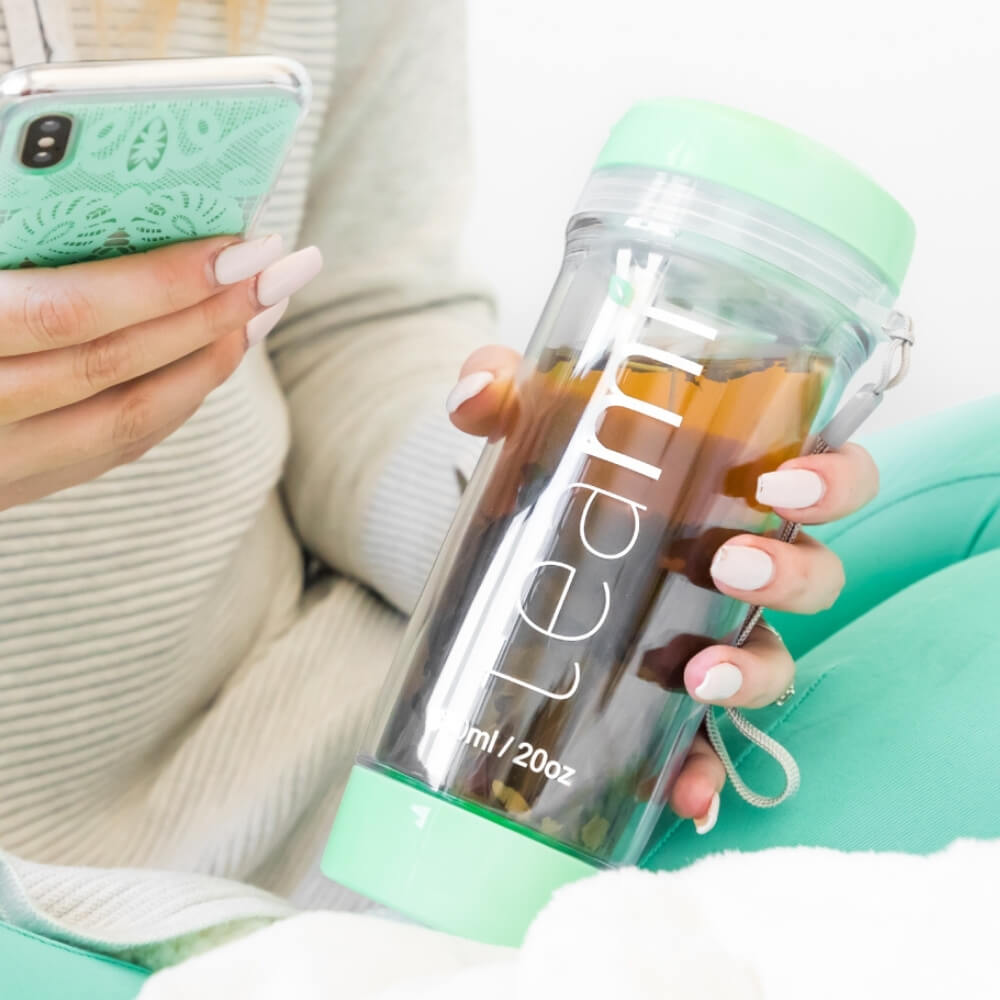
[268,0,494,612]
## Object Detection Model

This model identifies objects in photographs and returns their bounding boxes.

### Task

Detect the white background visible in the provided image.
[461,0,999,432]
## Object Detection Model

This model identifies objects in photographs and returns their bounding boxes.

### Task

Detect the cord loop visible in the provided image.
[716,309,915,810]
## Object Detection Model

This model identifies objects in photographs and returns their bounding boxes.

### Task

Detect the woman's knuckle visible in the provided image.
[198,295,227,339]
[844,444,880,503]
[800,550,845,610]
[80,334,129,391]
[787,553,813,601]
[112,389,154,448]
[119,409,194,466]
[814,591,836,612]
[23,285,96,347]
[116,437,153,466]
[157,252,197,312]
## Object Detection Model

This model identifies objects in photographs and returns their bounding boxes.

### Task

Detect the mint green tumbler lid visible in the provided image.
[595,98,916,293]
[323,765,597,947]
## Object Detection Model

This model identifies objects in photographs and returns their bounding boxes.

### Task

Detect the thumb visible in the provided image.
[446,345,521,439]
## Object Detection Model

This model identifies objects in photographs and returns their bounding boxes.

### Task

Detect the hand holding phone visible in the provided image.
[0,56,320,510]
[0,234,322,512]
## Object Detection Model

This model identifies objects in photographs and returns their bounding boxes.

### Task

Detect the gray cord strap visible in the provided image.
[705,696,802,808]
[709,309,915,809]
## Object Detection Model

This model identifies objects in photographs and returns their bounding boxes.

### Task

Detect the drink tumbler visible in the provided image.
[323,99,915,944]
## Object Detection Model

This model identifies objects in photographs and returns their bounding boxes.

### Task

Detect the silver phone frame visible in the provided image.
[0,56,311,109]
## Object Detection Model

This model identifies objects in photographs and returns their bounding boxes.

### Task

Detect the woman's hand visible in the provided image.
[448,345,879,833]
[0,235,322,511]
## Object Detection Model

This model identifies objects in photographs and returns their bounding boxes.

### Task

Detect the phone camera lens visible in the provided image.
[22,114,71,168]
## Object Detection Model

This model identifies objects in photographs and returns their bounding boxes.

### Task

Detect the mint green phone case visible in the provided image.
[0,90,301,268]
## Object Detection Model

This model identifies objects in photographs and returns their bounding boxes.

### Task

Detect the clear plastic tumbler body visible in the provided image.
[324,100,915,944]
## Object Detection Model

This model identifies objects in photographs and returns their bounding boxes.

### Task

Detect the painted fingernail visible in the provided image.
[693,792,720,835]
[246,298,289,348]
[711,545,774,591]
[256,246,323,307]
[693,662,743,702]
[446,371,495,414]
[214,234,284,285]
[757,469,826,509]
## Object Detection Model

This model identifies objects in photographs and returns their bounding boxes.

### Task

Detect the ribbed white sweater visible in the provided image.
[0,0,491,956]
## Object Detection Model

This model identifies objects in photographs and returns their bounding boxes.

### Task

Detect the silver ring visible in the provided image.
[775,683,796,707]
[757,618,794,705]
[756,617,782,641]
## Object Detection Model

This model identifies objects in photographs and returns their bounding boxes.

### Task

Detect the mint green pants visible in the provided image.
[646,393,1000,869]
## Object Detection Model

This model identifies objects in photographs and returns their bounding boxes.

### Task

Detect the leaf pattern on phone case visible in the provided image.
[0,193,115,265]
[0,94,300,268]
[126,117,169,172]
[126,186,244,247]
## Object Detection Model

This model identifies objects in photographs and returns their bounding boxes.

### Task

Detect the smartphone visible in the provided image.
[0,56,310,269]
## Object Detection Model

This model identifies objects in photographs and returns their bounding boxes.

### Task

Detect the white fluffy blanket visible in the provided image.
[139,838,996,999]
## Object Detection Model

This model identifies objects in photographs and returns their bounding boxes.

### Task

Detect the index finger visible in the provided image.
[0,234,278,357]
[755,443,879,524]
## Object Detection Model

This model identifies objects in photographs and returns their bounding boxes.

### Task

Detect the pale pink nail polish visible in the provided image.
[692,662,743,702]
[446,371,495,414]
[256,246,323,307]
[757,468,826,508]
[694,792,720,835]
[710,545,775,591]
[246,298,289,347]
[214,234,284,285]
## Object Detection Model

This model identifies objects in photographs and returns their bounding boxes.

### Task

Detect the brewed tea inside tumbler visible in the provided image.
[369,243,840,865]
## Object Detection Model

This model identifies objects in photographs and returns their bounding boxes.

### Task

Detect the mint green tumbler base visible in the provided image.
[322,765,598,947]
[0,922,147,1000]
